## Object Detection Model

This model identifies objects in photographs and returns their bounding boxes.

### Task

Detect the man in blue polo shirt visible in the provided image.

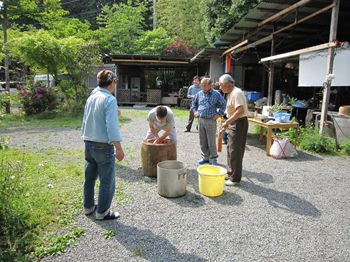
[81,70,124,220]
[191,77,226,165]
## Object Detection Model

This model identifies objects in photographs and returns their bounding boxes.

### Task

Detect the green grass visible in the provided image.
[0,111,83,129]
[121,108,148,119]
[120,107,188,121]
[340,140,350,156]
[172,108,189,120]
[0,107,188,130]
[34,227,86,258]
[133,247,142,257]
[102,230,116,239]
[0,110,130,130]
[0,147,130,260]
[115,181,131,204]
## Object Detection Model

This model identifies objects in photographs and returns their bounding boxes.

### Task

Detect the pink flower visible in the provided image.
[36,86,46,93]
[35,93,44,99]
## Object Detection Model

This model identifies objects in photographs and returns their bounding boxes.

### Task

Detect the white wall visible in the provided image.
[299,47,350,87]
[209,56,223,83]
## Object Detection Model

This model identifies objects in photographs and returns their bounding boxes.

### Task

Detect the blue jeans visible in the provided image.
[84,141,115,215]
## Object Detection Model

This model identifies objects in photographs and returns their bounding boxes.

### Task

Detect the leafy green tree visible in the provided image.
[35,0,69,28]
[10,30,101,105]
[203,0,261,43]
[63,40,101,104]
[156,0,208,48]
[0,0,37,113]
[134,28,172,55]
[95,0,147,54]
[9,30,66,81]
[46,17,93,40]
[0,0,68,113]
[61,0,98,27]
[36,0,93,40]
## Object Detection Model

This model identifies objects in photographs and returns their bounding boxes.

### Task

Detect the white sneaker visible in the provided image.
[225,180,240,186]
[96,210,120,220]
[84,205,96,215]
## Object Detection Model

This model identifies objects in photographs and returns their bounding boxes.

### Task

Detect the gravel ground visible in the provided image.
[3,108,350,262]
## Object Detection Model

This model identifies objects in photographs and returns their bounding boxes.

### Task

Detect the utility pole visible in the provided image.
[1,0,11,113]
[320,0,340,134]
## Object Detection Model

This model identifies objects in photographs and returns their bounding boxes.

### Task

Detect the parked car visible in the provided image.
[34,74,55,88]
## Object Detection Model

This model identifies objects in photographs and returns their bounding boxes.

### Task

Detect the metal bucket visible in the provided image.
[157,160,187,198]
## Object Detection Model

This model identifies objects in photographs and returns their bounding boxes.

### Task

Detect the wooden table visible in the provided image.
[248,117,299,156]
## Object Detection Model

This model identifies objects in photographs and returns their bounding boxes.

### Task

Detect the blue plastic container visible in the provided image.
[273,112,291,123]
[246,91,262,102]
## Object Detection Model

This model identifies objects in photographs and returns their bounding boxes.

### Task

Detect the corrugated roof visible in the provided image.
[190,48,226,62]
[216,0,350,54]
[104,54,190,65]
[191,0,350,63]
[219,0,325,46]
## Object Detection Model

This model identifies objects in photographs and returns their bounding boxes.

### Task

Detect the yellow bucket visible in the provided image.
[197,165,227,197]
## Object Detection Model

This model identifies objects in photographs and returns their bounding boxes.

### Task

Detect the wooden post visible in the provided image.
[267,30,276,106]
[320,0,340,134]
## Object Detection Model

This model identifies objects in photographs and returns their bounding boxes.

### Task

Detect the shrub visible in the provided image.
[280,127,299,145]
[56,79,86,112]
[341,140,350,155]
[164,38,196,57]
[57,79,88,104]
[0,91,10,112]
[17,81,59,115]
[0,136,9,150]
[299,127,336,154]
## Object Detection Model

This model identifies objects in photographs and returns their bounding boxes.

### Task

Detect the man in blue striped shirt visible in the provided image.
[81,70,124,220]
[191,77,226,165]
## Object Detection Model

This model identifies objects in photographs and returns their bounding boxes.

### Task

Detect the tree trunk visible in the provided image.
[2,5,11,113]
[141,141,177,177]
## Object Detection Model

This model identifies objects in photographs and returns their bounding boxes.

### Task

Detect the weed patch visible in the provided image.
[340,140,350,155]
[299,128,336,154]
[0,148,100,259]
[102,230,116,239]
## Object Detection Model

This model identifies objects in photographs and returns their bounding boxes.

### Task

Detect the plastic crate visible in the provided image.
[246,91,262,102]
[273,112,291,123]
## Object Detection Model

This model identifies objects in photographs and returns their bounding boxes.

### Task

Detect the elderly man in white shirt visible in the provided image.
[219,74,249,186]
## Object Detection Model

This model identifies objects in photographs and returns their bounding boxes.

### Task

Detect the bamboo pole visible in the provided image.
[258,0,312,27]
[260,42,339,63]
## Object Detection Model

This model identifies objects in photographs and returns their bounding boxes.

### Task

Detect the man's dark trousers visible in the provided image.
[226,117,248,182]
[185,109,195,131]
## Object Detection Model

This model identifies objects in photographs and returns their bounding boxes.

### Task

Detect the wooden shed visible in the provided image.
[103,54,207,106]
[192,0,350,132]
